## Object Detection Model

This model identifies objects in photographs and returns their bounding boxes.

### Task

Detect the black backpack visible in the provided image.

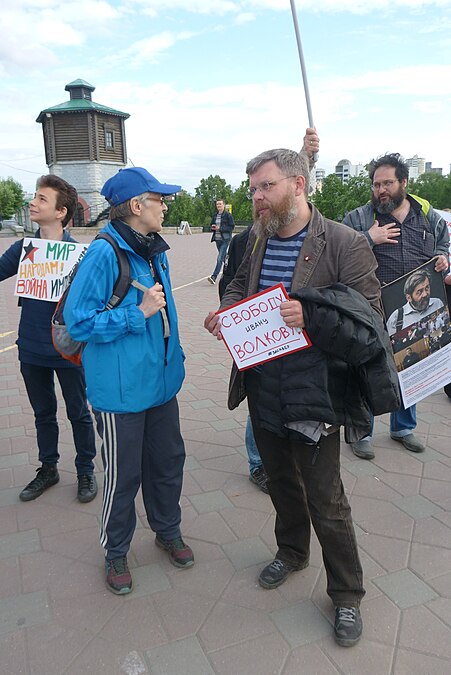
[51,232,131,365]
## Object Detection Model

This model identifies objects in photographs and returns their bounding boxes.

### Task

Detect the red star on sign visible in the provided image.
[21,241,39,263]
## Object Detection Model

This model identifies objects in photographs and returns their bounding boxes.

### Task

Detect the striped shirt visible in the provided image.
[258,227,309,293]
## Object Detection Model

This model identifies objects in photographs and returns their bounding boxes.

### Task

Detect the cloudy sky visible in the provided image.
[1,0,451,194]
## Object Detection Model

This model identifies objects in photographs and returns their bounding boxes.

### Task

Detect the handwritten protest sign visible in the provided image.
[14,238,88,302]
[217,283,311,371]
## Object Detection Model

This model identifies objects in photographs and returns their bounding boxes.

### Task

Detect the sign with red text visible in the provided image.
[14,238,88,302]
[217,283,311,370]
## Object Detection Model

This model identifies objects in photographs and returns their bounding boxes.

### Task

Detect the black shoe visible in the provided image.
[258,558,308,589]
[19,464,59,502]
[207,275,216,285]
[249,467,269,494]
[334,606,363,647]
[77,474,98,503]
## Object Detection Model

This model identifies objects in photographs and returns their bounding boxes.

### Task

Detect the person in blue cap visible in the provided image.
[64,167,194,594]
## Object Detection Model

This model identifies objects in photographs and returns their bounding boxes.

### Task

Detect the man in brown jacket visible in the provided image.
[204,147,398,647]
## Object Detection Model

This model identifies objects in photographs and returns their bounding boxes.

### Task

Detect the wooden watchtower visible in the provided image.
[36,79,130,224]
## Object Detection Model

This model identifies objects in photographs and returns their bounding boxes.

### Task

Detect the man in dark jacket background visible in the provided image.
[0,175,97,503]
[205,147,399,648]
[207,199,235,284]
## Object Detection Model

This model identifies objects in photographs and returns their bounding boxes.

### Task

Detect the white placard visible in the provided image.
[217,283,311,371]
[14,238,88,302]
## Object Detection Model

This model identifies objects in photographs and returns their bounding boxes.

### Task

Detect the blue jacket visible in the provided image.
[0,229,78,367]
[63,222,185,413]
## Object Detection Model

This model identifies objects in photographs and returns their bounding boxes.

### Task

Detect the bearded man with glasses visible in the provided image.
[343,153,449,459]
[205,147,400,647]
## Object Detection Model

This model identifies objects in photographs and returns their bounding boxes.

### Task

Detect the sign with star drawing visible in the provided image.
[14,238,88,302]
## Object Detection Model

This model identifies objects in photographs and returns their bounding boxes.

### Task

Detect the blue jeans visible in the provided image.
[245,415,263,474]
[361,403,416,442]
[211,239,230,279]
[390,404,416,438]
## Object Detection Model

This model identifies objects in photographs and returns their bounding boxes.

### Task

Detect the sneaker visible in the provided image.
[249,466,269,494]
[19,464,59,502]
[258,557,308,589]
[105,556,132,595]
[207,275,216,285]
[350,439,375,460]
[390,433,425,453]
[155,535,194,568]
[334,606,363,647]
[77,474,98,503]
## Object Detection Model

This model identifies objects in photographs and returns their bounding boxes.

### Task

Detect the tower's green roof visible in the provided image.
[65,79,95,91]
[36,98,129,123]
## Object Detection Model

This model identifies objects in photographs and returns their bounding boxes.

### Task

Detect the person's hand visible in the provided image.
[279,300,304,328]
[302,127,319,160]
[204,310,223,340]
[138,283,166,318]
[368,220,400,245]
[434,254,449,274]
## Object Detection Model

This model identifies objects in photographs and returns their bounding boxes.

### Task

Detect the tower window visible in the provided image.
[105,129,114,150]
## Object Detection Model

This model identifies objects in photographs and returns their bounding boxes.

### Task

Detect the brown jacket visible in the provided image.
[220,203,383,410]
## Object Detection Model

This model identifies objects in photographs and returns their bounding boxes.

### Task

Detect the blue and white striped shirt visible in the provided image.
[258,227,309,293]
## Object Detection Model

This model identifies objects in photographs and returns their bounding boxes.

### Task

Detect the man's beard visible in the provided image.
[372,184,406,215]
[253,192,297,237]
[410,295,430,312]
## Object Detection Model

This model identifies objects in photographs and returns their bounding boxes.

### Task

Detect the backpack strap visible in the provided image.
[95,232,131,309]
[396,306,404,333]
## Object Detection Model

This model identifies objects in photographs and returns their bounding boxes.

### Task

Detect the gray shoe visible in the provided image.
[350,439,375,460]
[391,433,425,453]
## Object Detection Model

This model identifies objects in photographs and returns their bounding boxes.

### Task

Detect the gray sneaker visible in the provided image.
[391,433,425,453]
[350,439,375,460]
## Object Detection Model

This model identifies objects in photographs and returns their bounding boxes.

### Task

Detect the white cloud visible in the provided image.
[102,31,196,67]
[234,12,255,24]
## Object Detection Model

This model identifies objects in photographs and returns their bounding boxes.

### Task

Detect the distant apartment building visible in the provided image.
[313,168,325,192]
[334,159,365,184]
[425,162,443,176]
[405,155,426,180]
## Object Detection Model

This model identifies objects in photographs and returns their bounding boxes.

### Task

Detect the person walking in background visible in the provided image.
[0,175,98,504]
[208,199,234,285]
[64,167,194,595]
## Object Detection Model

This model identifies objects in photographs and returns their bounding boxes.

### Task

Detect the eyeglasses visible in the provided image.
[371,179,399,192]
[145,195,166,205]
[247,175,297,199]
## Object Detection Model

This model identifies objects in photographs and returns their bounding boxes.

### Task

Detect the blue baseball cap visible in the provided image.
[101,167,181,206]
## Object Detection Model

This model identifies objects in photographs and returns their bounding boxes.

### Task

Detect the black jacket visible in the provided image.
[210,210,235,242]
[218,226,250,300]
[251,284,400,442]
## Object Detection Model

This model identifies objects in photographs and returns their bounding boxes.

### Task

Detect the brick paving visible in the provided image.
[1,232,450,675]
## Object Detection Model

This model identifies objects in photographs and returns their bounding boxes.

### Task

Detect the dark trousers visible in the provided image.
[94,397,185,560]
[20,362,96,475]
[212,238,230,279]
[246,372,365,607]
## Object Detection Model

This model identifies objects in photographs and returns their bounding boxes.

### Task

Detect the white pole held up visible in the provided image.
[289,0,318,161]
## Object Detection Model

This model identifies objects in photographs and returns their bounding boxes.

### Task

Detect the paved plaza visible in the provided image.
[1,231,451,675]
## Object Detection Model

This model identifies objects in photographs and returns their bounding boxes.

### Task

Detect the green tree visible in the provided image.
[165,190,196,226]
[312,173,371,222]
[0,177,24,221]
[409,173,451,209]
[194,175,233,226]
[231,178,252,222]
